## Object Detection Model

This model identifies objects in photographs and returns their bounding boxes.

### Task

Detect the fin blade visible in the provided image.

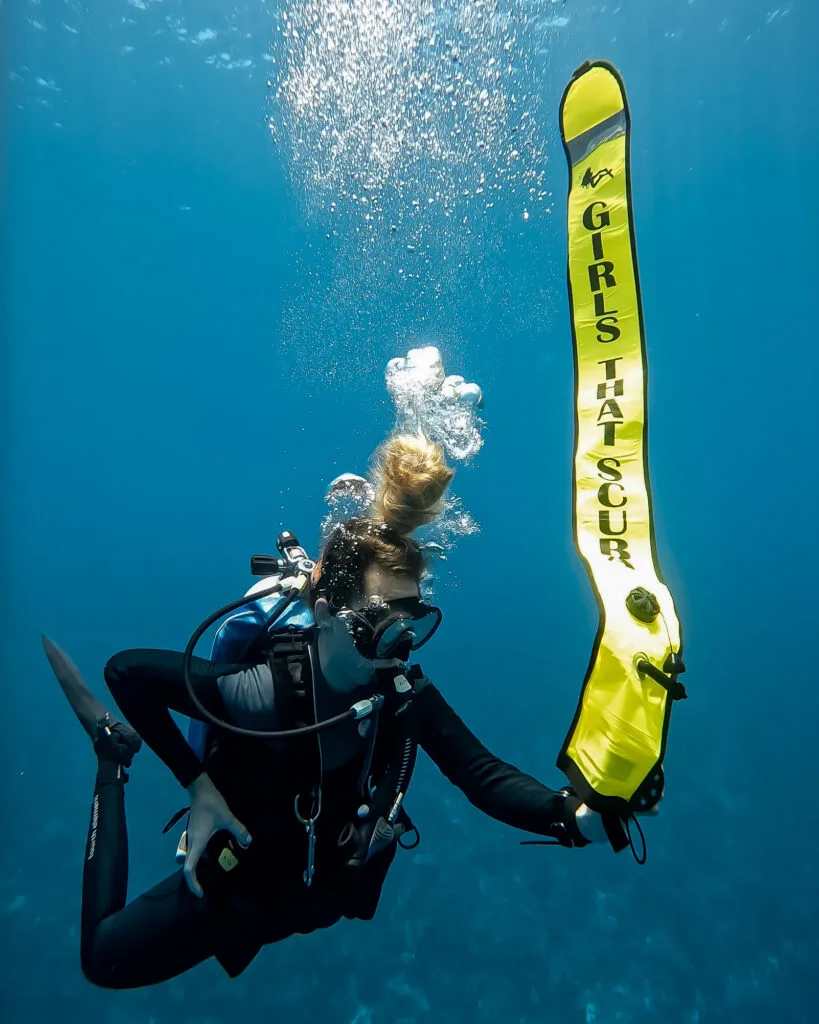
[41,635,108,742]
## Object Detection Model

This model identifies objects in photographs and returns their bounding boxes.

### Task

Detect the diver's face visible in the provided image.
[314,567,420,694]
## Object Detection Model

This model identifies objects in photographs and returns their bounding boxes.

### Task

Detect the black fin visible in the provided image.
[41,634,112,743]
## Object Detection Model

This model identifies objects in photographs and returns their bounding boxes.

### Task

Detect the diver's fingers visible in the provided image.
[227,817,252,849]
[183,837,207,898]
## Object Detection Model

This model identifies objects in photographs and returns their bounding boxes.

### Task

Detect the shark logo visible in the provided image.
[581,167,614,189]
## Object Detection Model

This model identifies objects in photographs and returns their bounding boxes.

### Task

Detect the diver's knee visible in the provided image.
[103,650,139,690]
[81,948,122,990]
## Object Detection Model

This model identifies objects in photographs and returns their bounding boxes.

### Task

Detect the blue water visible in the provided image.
[3,1,817,1022]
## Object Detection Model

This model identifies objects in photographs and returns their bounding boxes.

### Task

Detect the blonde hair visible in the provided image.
[371,433,455,537]
[313,434,454,607]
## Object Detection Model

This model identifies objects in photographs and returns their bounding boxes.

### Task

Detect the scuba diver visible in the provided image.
[43,432,615,990]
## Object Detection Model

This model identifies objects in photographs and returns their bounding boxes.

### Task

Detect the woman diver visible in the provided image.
[43,433,613,989]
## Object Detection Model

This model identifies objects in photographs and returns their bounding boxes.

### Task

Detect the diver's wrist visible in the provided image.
[187,771,212,795]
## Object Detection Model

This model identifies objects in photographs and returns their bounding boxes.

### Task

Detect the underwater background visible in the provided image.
[3,1,817,1022]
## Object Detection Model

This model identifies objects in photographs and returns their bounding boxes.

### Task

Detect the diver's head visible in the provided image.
[312,433,453,693]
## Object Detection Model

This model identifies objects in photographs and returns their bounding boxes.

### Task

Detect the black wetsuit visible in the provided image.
[83,649,587,989]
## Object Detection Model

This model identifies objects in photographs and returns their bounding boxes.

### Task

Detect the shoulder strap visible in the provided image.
[268,649,312,730]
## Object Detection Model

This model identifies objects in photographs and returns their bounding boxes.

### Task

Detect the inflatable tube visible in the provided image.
[556,61,686,818]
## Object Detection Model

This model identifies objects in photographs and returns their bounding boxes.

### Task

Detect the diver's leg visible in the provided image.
[80,734,226,988]
[79,753,130,980]
[42,638,260,984]
[41,636,217,986]
[83,852,222,987]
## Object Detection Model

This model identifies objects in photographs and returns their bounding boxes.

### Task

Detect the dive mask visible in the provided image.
[334,595,442,662]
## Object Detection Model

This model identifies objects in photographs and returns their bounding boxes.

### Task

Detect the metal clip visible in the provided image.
[294,791,322,887]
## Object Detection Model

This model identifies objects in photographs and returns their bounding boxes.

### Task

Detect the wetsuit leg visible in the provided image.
[80,756,225,989]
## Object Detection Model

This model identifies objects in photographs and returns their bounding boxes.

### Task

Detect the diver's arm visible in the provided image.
[104,650,236,789]
[414,679,589,845]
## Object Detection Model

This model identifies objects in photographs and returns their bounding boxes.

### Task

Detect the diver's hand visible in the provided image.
[184,773,252,897]
[574,803,608,843]
[575,801,660,843]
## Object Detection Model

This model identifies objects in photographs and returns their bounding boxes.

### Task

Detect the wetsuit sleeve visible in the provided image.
[414,678,588,845]
[104,649,246,790]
